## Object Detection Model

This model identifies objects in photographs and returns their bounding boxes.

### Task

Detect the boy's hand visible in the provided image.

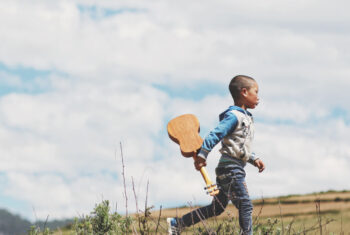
[193,155,207,171]
[254,159,265,173]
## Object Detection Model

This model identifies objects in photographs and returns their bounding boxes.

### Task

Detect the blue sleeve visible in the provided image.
[197,112,238,159]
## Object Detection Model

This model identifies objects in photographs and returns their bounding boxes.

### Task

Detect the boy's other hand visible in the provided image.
[254,159,265,173]
[194,155,207,171]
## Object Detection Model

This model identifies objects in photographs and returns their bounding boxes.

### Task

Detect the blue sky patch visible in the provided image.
[153,82,226,101]
[330,107,349,123]
[255,106,350,127]
[0,173,33,220]
[77,5,144,19]
[255,116,301,126]
[0,63,53,96]
[0,194,32,220]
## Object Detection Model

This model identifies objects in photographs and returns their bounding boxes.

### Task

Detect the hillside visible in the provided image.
[0,209,31,235]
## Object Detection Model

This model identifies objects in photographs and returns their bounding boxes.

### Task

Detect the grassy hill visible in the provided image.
[0,209,31,235]
[49,190,349,234]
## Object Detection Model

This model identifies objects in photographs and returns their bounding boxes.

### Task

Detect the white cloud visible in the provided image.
[0,77,171,219]
[246,120,350,197]
[1,0,349,90]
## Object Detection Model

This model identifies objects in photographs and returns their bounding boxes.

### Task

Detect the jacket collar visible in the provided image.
[219,105,252,121]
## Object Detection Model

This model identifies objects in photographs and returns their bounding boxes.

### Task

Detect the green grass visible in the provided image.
[28,190,350,234]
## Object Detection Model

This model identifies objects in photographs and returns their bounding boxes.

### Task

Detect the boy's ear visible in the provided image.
[241,88,248,97]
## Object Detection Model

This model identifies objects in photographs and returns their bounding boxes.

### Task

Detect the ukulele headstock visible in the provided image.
[205,184,220,196]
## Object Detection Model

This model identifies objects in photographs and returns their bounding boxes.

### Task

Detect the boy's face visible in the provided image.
[242,82,259,109]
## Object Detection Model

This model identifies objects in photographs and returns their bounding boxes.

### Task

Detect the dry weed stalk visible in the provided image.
[119,142,128,218]
[187,201,214,235]
[316,198,322,235]
[253,197,264,226]
[131,177,140,233]
[154,205,162,234]
[278,200,284,235]
[128,153,165,234]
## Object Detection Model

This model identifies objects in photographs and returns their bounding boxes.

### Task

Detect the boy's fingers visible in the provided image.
[258,161,265,172]
[194,159,206,170]
[194,162,201,170]
[196,161,206,168]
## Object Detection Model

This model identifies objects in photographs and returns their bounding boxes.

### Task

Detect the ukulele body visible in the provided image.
[167,114,203,158]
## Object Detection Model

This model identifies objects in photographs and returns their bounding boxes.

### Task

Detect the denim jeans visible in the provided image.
[180,164,253,235]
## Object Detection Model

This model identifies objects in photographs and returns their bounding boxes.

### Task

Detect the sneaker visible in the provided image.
[167,217,181,235]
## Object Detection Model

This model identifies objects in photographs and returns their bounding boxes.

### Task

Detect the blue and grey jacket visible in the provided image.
[197,106,258,166]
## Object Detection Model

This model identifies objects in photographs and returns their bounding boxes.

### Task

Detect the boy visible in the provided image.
[167,75,265,235]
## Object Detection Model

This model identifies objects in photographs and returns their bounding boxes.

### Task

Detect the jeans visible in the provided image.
[180,164,253,235]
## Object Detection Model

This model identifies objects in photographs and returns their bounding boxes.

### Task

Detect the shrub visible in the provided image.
[73,200,132,235]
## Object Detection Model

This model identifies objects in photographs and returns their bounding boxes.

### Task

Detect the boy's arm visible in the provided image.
[197,112,238,161]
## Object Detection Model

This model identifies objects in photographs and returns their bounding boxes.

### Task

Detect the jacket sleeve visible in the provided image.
[247,152,259,165]
[197,111,238,159]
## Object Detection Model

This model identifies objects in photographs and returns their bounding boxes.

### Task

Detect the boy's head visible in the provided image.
[229,75,259,109]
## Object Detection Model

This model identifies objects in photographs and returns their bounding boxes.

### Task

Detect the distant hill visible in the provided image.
[0,209,31,235]
[0,209,73,235]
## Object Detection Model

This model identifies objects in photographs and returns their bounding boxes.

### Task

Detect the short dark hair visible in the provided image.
[229,75,256,100]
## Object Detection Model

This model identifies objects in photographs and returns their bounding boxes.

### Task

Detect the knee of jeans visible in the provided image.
[242,199,253,212]
[234,199,253,212]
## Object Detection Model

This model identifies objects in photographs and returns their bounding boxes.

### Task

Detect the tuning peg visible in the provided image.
[204,184,217,190]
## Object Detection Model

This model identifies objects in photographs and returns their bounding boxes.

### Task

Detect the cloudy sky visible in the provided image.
[0,0,349,221]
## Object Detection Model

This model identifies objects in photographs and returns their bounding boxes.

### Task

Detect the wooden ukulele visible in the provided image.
[167,114,219,196]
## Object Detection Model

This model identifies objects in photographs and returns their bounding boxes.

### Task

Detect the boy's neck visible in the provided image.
[234,101,247,110]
